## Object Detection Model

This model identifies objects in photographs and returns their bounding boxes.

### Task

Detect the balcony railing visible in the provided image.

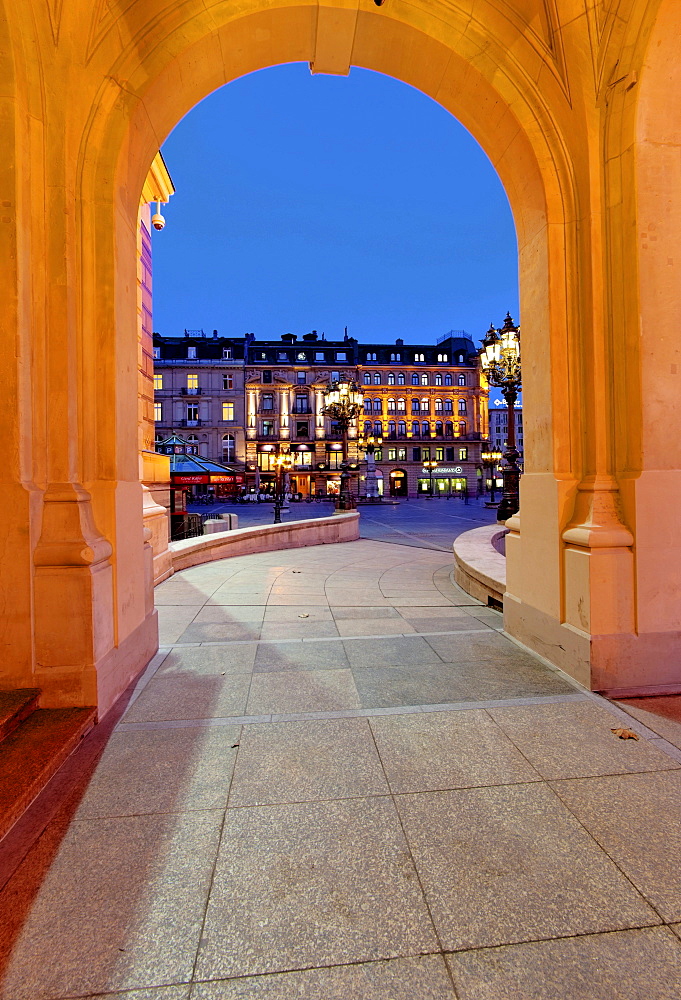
[291,406,314,414]
[180,387,202,395]
[179,418,202,427]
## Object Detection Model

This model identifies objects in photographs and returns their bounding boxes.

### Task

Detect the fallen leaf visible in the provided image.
[298,613,309,618]
[611,727,640,740]
[231,743,240,749]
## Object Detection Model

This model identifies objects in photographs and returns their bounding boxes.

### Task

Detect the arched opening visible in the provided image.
[11,0,675,713]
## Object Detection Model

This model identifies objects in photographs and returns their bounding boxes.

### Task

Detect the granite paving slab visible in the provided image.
[616,696,681,750]
[154,645,258,677]
[75,726,241,819]
[195,797,438,980]
[246,669,361,714]
[370,709,540,793]
[254,641,349,672]
[122,674,251,723]
[395,783,658,951]
[342,636,446,669]
[489,701,680,779]
[446,927,681,999]
[0,811,222,1000]
[229,718,389,806]
[353,664,471,709]
[552,769,681,921]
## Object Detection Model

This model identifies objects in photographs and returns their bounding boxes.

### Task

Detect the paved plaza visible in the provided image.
[1,539,681,998]
[189,495,497,552]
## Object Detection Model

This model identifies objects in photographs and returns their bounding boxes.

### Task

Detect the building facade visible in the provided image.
[489,401,524,463]
[152,330,246,491]
[153,329,487,498]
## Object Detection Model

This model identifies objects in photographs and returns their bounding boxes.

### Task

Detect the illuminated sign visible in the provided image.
[421,466,463,475]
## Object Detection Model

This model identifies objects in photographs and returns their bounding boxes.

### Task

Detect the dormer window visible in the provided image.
[223,348,232,359]
[437,353,448,362]
[153,347,160,359]
[187,346,196,359]
[414,353,425,362]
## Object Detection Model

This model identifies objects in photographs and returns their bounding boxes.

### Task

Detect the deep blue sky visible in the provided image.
[154,64,518,346]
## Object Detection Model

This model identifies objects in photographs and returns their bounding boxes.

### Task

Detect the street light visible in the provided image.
[273,448,293,524]
[479,313,522,521]
[322,379,363,510]
[481,446,504,505]
[358,433,383,501]
[423,459,439,497]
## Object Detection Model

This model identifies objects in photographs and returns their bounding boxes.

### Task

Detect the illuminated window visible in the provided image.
[222,401,234,421]
[374,373,381,385]
[435,373,442,385]
[387,372,395,385]
[436,447,444,461]
[187,346,196,359]
[421,373,429,385]
[153,374,163,391]
[153,347,160,359]
[222,434,235,461]
[414,353,425,362]
[187,373,198,390]
[459,447,468,460]
[437,353,448,362]
[154,402,162,422]
[222,348,232,359]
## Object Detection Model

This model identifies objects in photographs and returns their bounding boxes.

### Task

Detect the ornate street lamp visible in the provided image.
[358,433,383,501]
[423,459,439,497]
[273,448,293,524]
[479,313,522,521]
[481,446,504,505]
[322,379,363,510]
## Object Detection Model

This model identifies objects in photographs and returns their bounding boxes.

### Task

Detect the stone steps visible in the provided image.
[0,696,96,843]
[0,689,41,742]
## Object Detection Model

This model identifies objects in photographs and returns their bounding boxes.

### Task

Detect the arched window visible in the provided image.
[458,399,467,415]
[374,372,381,385]
[445,421,454,438]
[387,397,396,414]
[397,397,406,412]
[414,352,425,362]
[457,373,466,386]
[363,372,371,384]
[421,373,429,385]
[411,398,420,414]
[412,420,420,437]
[422,421,431,437]
[434,398,443,413]
[438,353,448,362]
[374,421,383,436]
[364,420,373,434]
[397,372,405,385]
[444,399,453,414]
[221,434,235,461]
[458,353,465,363]
[435,372,443,385]
[388,420,396,437]
[387,372,395,385]
[435,420,444,436]
[366,352,377,361]
[364,398,372,414]
[458,421,467,435]
[444,373,453,386]
[373,398,382,413]
[398,420,406,437]
[421,396,430,413]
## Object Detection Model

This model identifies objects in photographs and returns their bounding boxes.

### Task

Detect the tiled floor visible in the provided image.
[1,539,680,999]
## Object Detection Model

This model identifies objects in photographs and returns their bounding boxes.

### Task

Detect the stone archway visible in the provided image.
[1,0,678,715]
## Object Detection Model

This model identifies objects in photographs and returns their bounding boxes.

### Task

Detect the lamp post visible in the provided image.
[322,379,363,510]
[273,448,293,524]
[423,459,439,497]
[481,446,504,505]
[479,313,522,522]
[358,433,383,501]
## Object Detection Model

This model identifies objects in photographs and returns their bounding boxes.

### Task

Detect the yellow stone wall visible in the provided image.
[1,0,680,712]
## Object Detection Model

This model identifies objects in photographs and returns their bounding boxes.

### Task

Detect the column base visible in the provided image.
[36,610,159,715]
[504,593,681,696]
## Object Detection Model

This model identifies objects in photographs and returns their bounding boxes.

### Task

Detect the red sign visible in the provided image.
[173,474,209,484]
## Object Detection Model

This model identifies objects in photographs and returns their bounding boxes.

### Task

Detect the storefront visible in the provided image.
[417,465,468,496]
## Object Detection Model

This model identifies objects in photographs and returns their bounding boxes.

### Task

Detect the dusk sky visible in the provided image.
[154,63,518,347]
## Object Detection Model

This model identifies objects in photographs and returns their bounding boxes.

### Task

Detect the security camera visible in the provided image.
[151,212,166,231]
